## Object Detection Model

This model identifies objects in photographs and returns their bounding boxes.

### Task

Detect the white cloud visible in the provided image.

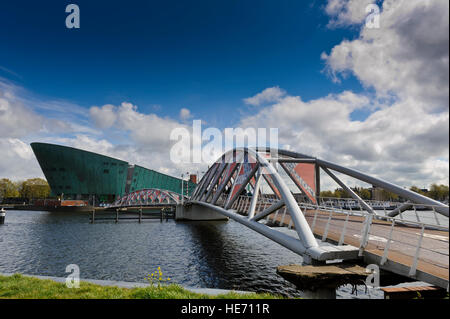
[239,87,448,189]
[90,104,117,129]
[87,103,208,174]
[0,81,81,180]
[246,0,447,189]
[0,138,43,180]
[0,86,44,138]
[1,78,99,136]
[325,0,377,27]
[179,108,192,121]
[243,86,286,106]
[322,0,449,109]
[109,102,189,150]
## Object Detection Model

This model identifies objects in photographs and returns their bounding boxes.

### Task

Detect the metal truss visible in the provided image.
[189,148,449,267]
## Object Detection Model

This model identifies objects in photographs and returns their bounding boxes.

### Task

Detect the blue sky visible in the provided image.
[0,0,364,126]
[0,0,448,188]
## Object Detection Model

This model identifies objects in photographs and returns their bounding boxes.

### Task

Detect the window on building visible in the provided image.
[104,169,109,174]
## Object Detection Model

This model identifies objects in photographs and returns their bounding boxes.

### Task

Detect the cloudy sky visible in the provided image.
[0,0,448,190]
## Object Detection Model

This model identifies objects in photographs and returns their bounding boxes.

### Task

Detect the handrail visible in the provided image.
[298,202,449,231]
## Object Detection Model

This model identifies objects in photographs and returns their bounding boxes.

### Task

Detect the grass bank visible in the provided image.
[0,274,283,299]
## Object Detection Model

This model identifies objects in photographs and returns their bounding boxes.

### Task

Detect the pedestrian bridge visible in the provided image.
[187,147,449,289]
[111,188,186,207]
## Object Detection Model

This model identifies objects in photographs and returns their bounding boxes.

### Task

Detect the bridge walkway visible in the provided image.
[231,197,449,288]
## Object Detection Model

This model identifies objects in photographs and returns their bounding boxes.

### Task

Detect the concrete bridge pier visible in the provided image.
[175,203,229,221]
[277,263,417,299]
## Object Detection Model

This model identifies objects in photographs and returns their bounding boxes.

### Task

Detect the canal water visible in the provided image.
[0,210,387,298]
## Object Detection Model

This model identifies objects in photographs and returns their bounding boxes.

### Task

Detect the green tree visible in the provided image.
[381,189,399,201]
[428,184,449,201]
[352,187,372,200]
[0,178,20,199]
[359,188,372,200]
[320,190,335,198]
[410,186,427,196]
[333,188,347,198]
[19,178,51,199]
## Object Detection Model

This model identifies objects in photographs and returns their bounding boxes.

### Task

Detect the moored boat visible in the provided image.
[0,207,6,224]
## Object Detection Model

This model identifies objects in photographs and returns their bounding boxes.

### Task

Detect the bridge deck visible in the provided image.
[267,209,449,284]
[231,198,448,286]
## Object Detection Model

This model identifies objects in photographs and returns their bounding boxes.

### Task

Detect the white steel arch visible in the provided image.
[189,147,449,269]
[112,188,185,207]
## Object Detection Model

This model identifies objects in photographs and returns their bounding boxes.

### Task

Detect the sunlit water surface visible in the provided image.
[0,210,391,298]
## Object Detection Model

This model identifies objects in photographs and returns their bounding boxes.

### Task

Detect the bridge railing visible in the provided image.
[226,194,448,229]
[198,194,449,287]
[297,201,449,281]
[228,194,449,278]
[298,202,449,230]
[316,197,448,228]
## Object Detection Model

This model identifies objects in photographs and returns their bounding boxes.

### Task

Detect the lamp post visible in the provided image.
[185,172,190,198]
[181,172,192,205]
[181,174,184,205]
[186,172,190,198]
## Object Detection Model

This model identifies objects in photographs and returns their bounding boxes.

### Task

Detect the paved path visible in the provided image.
[265,208,448,286]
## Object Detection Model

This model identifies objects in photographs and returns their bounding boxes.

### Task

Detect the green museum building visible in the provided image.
[30,142,197,203]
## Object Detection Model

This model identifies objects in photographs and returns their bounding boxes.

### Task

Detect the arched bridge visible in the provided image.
[186,148,449,289]
[111,188,186,207]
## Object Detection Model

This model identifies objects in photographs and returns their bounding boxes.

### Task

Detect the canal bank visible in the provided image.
[0,272,253,297]
[0,209,386,298]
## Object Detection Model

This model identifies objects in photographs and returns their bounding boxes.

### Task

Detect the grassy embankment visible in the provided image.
[0,274,282,299]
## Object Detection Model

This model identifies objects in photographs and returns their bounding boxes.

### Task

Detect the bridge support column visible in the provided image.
[277,264,369,299]
[175,204,228,221]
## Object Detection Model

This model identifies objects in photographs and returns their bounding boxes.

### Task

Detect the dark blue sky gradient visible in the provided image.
[0,0,363,126]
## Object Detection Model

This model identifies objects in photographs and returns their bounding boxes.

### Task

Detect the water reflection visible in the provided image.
[0,210,384,298]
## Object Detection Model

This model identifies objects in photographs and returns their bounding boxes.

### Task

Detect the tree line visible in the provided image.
[0,178,51,201]
[320,184,449,202]
[2,177,449,203]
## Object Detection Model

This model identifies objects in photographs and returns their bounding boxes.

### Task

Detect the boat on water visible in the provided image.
[0,207,6,224]
[41,199,93,212]
[322,199,397,211]
[369,201,398,210]
[27,199,93,212]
